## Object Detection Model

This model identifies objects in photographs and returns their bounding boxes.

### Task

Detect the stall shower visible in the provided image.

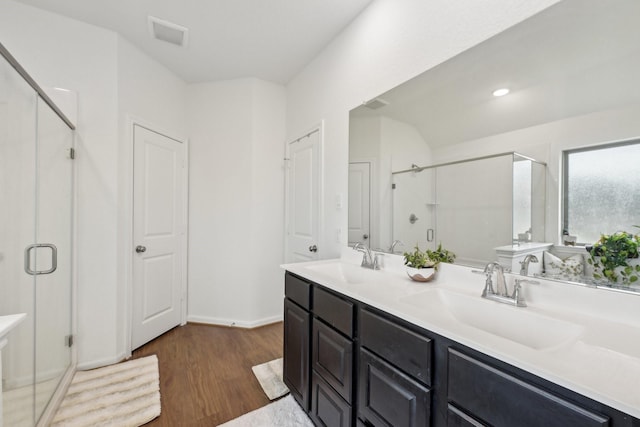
[392,152,546,266]
[0,43,75,426]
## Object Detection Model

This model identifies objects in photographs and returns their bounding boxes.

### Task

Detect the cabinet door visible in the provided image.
[448,348,609,427]
[284,298,310,411]
[311,371,352,427]
[312,318,353,403]
[359,349,431,427]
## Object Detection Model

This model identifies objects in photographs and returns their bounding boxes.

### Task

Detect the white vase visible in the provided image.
[406,266,437,282]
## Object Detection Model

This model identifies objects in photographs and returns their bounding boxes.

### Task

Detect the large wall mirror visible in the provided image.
[348,0,640,287]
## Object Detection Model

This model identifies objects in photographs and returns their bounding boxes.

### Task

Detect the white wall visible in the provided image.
[249,81,287,322]
[116,36,188,360]
[286,0,561,259]
[0,1,120,367]
[187,78,286,327]
[380,117,432,250]
[349,115,432,251]
[0,1,189,368]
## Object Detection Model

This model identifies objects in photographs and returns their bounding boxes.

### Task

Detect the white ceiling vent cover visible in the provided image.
[148,16,189,47]
[363,98,389,110]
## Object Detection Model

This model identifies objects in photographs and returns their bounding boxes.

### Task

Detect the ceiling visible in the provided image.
[14,0,372,84]
[351,0,640,148]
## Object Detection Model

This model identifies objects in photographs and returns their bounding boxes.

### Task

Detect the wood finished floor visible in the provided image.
[132,322,283,426]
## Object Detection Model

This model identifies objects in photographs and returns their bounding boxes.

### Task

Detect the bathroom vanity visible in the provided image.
[282,252,640,427]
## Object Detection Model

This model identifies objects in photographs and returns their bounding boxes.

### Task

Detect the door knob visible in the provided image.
[363,234,369,239]
[135,245,147,253]
[308,245,318,253]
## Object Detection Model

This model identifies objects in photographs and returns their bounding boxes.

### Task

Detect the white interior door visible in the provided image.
[132,125,184,349]
[348,162,371,246]
[286,130,320,263]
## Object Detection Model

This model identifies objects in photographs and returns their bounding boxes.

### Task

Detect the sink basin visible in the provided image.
[400,289,583,350]
[305,262,375,285]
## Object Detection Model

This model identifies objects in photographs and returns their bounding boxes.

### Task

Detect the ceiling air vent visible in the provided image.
[148,16,189,47]
[363,97,389,110]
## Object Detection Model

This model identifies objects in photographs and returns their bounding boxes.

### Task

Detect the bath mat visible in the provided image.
[51,355,161,427]
[251,358,289,400]
[217,395,313,427]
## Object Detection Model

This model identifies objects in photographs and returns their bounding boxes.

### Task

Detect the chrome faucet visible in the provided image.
[353,242,380,270]
[481,261,538,307]
[481,262,504,297]
[389,239,404,253]
[519,254,539,276]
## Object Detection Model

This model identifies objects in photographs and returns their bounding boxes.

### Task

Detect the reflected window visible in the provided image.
[563,140,640,244]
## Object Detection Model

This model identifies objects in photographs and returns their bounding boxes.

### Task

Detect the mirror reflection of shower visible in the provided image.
[391,153,546,267]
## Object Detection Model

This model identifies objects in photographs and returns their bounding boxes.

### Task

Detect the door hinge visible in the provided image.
[68,148,76,159]
[392,183,396,189]
[65,334,74,347]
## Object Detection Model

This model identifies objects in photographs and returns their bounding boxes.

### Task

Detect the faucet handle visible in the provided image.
[372,252,383,270]
[511,278,539,306]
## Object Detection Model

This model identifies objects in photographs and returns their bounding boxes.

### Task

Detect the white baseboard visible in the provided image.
[76,315,283,371]
[187,314,283,328]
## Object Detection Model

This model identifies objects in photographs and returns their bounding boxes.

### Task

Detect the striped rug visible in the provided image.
[51,355,161,427]
[251,358,289,400]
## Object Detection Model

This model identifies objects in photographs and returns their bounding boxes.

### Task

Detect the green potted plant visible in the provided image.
[404,243,456,282]
[587,229,640,285]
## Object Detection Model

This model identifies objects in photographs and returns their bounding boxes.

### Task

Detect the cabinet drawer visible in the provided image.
[359,349,431,427]
[312,318,353,403]
[285,272,311,310]
[448,348,609,427]
[448,404,487,427]
[360,308,432,386]
[311,371,352,427]
[313,287,354,337]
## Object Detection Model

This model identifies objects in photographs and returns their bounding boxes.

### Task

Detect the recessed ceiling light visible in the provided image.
[492,88,510,97]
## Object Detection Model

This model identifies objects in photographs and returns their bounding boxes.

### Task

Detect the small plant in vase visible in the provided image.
[587,229,640,285]
[404,243,456,282]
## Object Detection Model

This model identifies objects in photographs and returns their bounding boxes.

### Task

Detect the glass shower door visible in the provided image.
[0,51,73,426]
[33,97,73,422]
[1,51,37,427]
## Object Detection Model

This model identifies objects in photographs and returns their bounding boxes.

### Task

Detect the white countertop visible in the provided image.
[282,249,640,419]
[0,313,26,348]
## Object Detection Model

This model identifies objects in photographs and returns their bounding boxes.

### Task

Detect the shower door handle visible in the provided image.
[24,243,58,275]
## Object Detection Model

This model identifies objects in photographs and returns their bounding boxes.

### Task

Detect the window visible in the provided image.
[563,140,640,245]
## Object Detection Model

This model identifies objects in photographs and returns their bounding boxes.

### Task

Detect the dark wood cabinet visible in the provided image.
[358,348,431,427]
[285,272,355,425]
[447,348,609,427]
[284,298,310,410]
[283,270,639,427]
